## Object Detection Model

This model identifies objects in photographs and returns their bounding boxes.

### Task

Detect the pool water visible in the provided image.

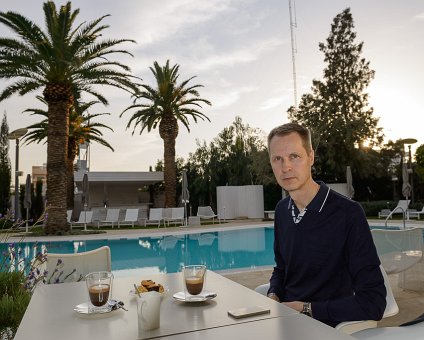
[1,227,276,276]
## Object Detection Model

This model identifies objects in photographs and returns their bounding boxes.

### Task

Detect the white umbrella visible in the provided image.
[181,170,189,227]
[402,162,411,199]
[346,166,354,199]
[82,173,89,224]
[23,174,31,232]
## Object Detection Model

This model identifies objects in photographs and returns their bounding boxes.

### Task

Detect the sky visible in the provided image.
[0,0,423,183]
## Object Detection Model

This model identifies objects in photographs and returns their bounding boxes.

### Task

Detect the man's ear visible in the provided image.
[309,149,315,166]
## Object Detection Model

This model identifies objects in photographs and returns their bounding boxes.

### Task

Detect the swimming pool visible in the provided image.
[1,227,276,276]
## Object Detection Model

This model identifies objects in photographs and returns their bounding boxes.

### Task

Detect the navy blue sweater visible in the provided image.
[268,183,386,327]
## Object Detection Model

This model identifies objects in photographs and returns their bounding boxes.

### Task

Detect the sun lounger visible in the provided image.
[145,208,164,227]
[70,211,93,231]
[408,206,424,219]
[378,200,410,219]
[117,208,139,228]
[164,207,184,227]
[97,208,120,228]
[197,206,220,224]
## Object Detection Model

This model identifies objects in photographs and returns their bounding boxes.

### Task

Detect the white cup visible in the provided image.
[137,291,162,332]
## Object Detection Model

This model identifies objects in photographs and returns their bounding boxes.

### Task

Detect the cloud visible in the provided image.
[190,37,285,72]
[413,12,424,21]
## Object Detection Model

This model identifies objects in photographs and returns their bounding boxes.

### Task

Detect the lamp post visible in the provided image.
[7,128,28,221]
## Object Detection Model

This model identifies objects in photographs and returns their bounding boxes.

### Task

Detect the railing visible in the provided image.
[384,206,407,229]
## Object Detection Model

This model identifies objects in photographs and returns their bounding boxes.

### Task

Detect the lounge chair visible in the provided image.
[408,206,424,219]
[45,246,111,283]
[117,208,139,228]
[70,211,93,231]
[145,208,164,227]
[254,265,398,335]
[97,208,120,228]
[378,200,410,219]
[197,206,220,224]
[67,210,72,223]
[164,207,184,226]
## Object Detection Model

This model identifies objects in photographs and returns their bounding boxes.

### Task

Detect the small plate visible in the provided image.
[172,290,217,302]
[74,302,113,314]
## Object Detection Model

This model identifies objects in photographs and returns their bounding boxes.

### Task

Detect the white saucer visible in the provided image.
[74,302,113,314]
[172,290,217,302]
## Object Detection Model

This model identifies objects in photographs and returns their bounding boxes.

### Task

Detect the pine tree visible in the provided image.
[0,113,11,214]
[288,8,383,181]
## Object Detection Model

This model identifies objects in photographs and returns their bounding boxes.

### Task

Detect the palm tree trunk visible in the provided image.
[45,99,71,234]
[163,136,176,207]
[66,139,78,209]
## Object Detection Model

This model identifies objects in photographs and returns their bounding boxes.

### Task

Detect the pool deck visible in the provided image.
[6,217,424,327]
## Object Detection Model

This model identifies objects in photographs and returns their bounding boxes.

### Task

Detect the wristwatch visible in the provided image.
[301,302,313,317]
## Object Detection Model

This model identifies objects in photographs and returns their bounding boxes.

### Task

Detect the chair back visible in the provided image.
[171,207,184,218]
[45,246,111,284]
[124,208,139,222]
[197,206,215,217]
[372,228,423,274]
[396,200,410,212]
[149,208,163,220]
[77,211,93,223]
[380,265,399,318]
[105,208,120,222]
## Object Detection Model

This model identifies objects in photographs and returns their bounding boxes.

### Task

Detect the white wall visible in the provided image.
[216,185,264,219]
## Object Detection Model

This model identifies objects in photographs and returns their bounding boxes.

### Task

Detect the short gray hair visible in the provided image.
[267,123,312,153]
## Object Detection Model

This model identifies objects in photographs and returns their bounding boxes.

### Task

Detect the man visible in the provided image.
[266,123,386,327]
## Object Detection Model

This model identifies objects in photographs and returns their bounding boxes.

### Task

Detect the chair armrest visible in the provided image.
[335,320,377,335]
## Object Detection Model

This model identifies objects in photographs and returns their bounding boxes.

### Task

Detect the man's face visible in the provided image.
[269,132,314,193]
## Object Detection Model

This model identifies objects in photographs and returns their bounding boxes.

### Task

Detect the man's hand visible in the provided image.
[283,301,303,312]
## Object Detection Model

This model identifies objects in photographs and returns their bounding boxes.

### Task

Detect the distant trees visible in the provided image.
[185,117,280,212]
[0,113,11,215]
[288,8,383,183]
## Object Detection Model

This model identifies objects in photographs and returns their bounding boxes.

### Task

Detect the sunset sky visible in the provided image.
[0,0,423,181]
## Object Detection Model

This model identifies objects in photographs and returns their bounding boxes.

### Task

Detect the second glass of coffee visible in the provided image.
[183,265,206,300]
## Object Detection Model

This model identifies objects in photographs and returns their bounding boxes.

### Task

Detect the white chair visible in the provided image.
[70,211,93,231]
[371,227,423,275]
[117,208,139,228]
[45,246,111,284]
[408,206,424,219]
[254,265,398,335]
[164,207,184,226]
[97,208,120,228]
[353,320,424,339]
[145,208,164,227]
[197,206,220,224]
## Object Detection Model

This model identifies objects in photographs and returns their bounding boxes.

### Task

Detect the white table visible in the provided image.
[14,271,353,340]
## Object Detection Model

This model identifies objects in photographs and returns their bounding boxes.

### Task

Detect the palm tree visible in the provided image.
[122,60,211,207]
[0,2,138,234]
[23,95,114,210]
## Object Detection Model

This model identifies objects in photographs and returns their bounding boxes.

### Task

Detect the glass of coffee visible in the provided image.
[183,265,206,300]
[86,271,113,312]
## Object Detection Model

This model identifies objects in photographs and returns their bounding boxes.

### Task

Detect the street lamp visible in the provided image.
[7,128,28,220]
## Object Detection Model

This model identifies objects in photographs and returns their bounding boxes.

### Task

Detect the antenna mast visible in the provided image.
[288,0,298,111]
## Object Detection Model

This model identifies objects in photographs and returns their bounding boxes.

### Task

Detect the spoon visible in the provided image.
[108,299,128,311]
[133,284,141,298]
